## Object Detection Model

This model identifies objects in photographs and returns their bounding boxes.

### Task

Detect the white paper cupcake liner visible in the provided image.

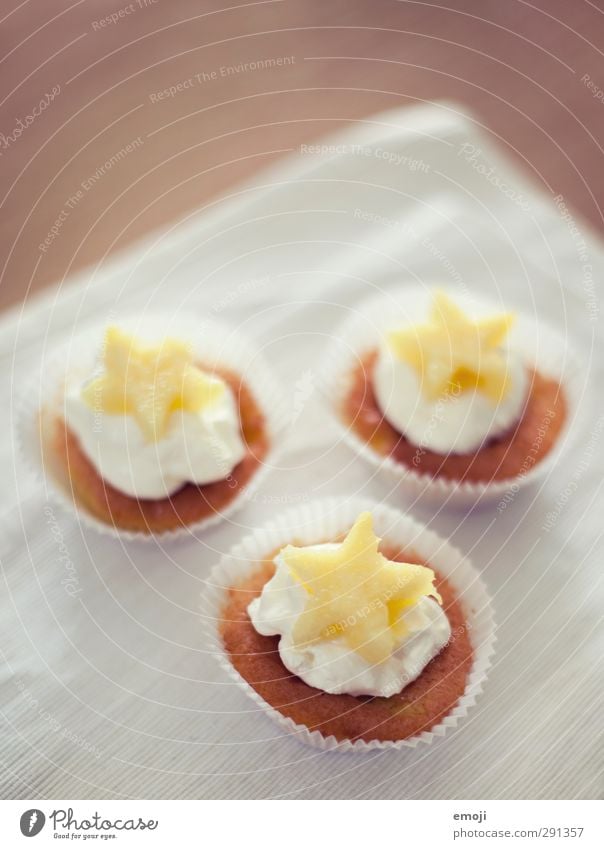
[17,313,290,543]
[203,497,496,752]
[322,286,583,509]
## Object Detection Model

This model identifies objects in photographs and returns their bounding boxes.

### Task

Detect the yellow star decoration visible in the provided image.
[388,291,515,403]
[282,512,442,666]
[82,326,225,442]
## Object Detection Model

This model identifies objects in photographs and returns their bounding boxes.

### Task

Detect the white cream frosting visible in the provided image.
[64,376,246,499]
[248,545,451,698]
[373,342,528,454]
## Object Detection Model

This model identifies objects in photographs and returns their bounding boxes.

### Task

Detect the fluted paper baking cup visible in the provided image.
[203,497,496,752]
[17,314,289,543]
[322,286,583,509]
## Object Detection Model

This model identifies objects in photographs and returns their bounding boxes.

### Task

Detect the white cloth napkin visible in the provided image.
[1,102,602,799]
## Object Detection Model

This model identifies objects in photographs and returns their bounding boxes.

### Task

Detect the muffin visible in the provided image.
[208,500,495,750]
[328,289,572,504]
[31,316,285,536]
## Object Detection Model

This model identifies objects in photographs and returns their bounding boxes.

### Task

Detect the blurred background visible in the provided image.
[1,0,602,312]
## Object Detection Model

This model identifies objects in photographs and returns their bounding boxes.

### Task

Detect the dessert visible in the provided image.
[43,324,270,533]
[219,510,478,745]
[341,291,567,484]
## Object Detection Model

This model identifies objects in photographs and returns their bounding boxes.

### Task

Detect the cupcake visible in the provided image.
[207,500,494,750]
[28,316,285,537]
[329,288,574,504]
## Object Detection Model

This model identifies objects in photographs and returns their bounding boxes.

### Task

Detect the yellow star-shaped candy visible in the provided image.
[282,512,442,666]
[388,291,515,403]
[82,326,225,441]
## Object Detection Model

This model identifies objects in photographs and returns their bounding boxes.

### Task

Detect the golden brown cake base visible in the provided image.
[342,350,566,483]
[48,366,269,533]
[221,543,473,744]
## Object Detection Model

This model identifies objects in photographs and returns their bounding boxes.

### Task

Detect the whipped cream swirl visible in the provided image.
[64,377,245,499]
[373,343,528,454]
[248,544,451,698]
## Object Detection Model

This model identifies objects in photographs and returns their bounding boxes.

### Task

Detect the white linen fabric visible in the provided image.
[1,103,602,799]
